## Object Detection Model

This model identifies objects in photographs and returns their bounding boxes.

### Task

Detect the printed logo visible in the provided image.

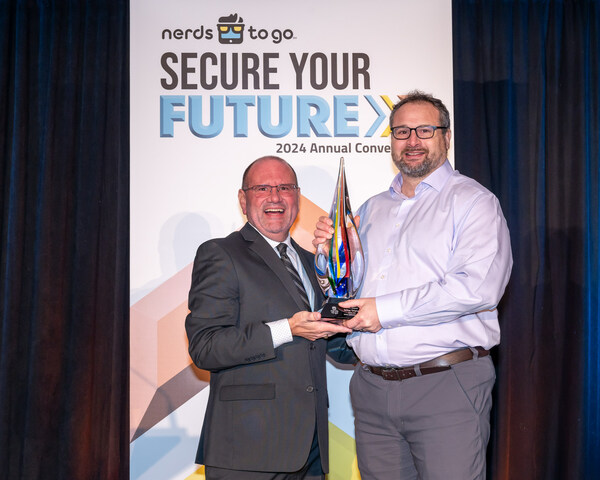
[161,13,295,44]
[217,13,244,44]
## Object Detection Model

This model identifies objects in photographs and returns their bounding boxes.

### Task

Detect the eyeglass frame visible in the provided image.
[241,183,299,196]
[390,125,448,140]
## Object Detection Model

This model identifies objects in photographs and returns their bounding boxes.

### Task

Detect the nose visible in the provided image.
[406,129,421,146]
[268,186,282,200]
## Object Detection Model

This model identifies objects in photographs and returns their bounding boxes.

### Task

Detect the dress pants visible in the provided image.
[350,355,496,480]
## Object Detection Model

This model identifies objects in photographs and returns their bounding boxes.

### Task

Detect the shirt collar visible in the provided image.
[247,222,292,250]
[390,160,454,197]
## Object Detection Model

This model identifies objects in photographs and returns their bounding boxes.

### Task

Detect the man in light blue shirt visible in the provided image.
[314,91,513,479]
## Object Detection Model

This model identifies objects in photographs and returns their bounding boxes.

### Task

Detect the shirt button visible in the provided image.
[306,386,314,392]
[380,274,385,279]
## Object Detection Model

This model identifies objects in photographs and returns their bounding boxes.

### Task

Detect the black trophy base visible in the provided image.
[320,298,358,322]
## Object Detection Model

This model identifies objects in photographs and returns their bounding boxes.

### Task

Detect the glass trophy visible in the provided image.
[315,158,365,320]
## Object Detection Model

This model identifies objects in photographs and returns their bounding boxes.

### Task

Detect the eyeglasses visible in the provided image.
[242,184,299,196]
[390,125,447,140]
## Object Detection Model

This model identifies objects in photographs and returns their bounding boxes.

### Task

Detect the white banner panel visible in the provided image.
[130,1,452,478]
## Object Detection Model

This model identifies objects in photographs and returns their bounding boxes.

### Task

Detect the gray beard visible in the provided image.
[394,156,437,178]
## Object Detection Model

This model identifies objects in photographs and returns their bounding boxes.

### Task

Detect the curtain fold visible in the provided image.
[453,1,599,478]
[0,2,129,479]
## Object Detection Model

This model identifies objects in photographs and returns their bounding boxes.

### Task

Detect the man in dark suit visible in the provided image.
[186,156,356,479]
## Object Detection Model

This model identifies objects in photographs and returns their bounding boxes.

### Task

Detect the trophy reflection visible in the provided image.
[315,158,365,320]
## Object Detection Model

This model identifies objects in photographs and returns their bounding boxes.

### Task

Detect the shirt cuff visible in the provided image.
[376,293,403,328]
[266,318,294,348]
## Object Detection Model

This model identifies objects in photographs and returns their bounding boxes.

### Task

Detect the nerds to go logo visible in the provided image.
[217,13,245,44]
[162,13,295,45]
[217,13,295,44]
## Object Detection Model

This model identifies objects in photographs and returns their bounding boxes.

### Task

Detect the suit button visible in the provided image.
[306,386,314,392]
[310,343,316,350]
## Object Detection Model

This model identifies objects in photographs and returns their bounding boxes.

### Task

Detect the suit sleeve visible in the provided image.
[185,240,276,372]
[326,335,357,365]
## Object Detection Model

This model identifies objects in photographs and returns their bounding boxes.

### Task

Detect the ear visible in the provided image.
[238,189,247,215]
[444,129,452,150]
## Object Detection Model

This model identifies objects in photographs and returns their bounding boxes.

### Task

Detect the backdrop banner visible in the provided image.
[130,1,453,478]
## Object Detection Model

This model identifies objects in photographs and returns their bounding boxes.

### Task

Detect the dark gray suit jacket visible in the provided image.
[185,223,356,473]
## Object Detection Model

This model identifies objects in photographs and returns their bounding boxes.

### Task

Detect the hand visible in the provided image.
[312,216,333,249]
[312,215,360,249]
[288,310,353,341]
[338,298,382,333]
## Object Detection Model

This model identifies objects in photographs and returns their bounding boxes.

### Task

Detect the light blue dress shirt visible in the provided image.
[347,160,513,366]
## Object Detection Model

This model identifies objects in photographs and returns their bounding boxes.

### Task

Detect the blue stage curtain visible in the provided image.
[0,1,129,478]
[453,0,599,478]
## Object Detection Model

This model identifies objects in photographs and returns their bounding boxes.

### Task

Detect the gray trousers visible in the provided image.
[350,356,495,480]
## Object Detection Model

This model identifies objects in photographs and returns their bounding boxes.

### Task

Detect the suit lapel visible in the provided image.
[241,223,310,312]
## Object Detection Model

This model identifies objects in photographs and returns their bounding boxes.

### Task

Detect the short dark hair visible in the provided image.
[241,156,298,189]
[389,90,451,130]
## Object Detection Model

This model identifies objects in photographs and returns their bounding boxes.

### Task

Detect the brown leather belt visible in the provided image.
[366,347,489,381]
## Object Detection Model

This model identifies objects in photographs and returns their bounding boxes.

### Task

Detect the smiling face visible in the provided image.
[390,101,451,180]
[238,157,300,242]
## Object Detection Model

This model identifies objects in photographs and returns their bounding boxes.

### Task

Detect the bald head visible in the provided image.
[241,156,298,189]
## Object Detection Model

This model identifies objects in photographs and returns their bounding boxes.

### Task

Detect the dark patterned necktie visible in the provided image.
[276,243,312,311]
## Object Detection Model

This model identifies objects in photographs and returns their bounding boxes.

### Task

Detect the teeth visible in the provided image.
[265,208,284,213]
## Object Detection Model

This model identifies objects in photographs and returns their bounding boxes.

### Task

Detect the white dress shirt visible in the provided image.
[347,160,513,366]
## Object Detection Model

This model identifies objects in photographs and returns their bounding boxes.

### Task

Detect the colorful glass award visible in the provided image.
[315,158,365,320]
